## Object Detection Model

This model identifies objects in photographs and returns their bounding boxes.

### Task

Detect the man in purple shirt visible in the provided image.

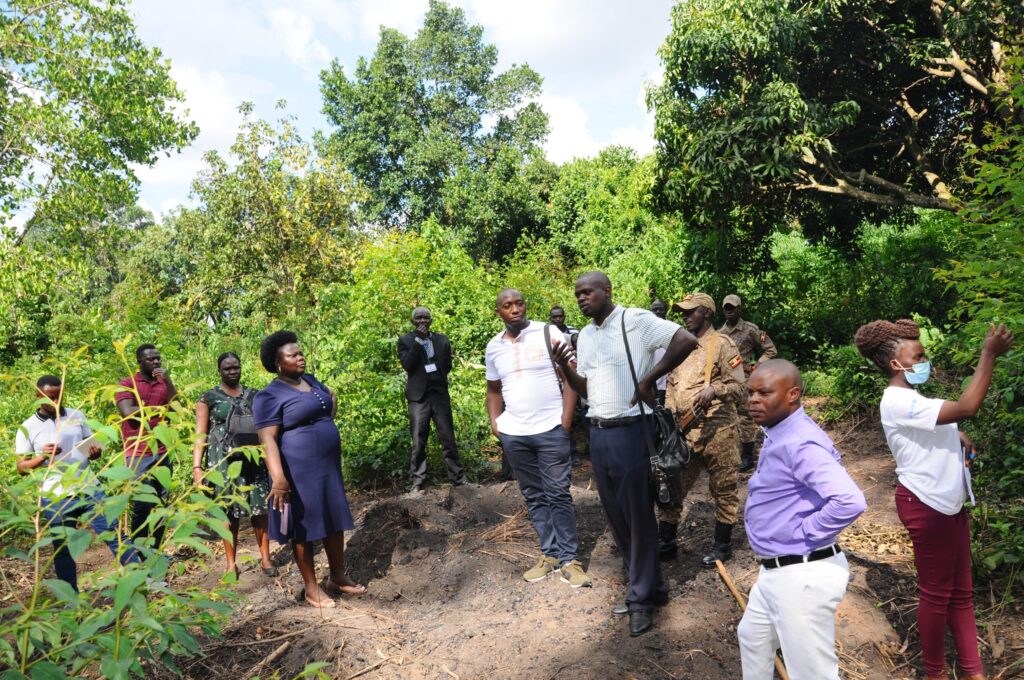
[738,360,865,679]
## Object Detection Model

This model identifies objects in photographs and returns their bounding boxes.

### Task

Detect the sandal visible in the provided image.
[301,587,337,609]
[261,565,279,577]
[324,577,367,596]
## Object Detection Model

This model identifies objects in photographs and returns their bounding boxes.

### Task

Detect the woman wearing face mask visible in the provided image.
[854,319,1014,680]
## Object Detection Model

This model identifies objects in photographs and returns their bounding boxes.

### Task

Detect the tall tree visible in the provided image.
[161,106,363,324]
[650,0,1024,239]
[319,0,549,260]
[0,0,197,237]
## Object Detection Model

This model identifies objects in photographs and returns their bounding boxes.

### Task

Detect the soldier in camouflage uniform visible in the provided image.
[659,293,746,566]
[719,294,778,472]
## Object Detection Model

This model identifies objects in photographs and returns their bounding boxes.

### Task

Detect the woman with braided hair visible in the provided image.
[854,319,1014,680]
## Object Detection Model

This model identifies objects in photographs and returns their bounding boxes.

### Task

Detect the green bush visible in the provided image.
[741,216,958,362]
[803,344,888,422]
[0,351,244,679]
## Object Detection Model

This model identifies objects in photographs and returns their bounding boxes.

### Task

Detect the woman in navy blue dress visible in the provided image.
[254,330,366,608]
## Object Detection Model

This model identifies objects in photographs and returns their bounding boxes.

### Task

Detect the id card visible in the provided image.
[424,363,438,373]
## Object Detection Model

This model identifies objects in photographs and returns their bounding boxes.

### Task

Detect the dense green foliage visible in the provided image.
[650,0,1024,241]
[2,2,1024,675]
[0,350,240,679]
[0,0,197,234]
[319,0,552,261]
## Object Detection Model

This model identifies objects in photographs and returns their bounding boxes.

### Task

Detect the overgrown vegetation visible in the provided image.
[2,1,1023,676]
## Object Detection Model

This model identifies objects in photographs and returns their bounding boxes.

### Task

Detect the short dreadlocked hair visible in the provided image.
[853,319,921,373]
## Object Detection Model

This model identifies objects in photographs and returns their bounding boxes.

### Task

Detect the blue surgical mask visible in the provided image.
[898,361,931,385]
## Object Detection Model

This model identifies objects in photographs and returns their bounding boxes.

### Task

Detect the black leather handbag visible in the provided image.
[620,311,693,509]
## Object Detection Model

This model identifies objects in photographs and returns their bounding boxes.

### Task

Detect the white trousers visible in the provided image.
[737,552,849,680]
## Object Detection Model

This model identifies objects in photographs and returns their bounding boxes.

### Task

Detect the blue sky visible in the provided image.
[131,0,676,218]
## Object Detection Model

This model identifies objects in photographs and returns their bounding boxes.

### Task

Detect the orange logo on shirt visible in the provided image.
[728,355,743,369]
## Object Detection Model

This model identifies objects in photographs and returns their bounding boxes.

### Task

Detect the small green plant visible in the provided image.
[0,346,248,679]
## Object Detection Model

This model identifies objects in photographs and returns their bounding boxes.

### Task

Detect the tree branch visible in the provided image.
[797,149,954,211]
[895,94,954,201]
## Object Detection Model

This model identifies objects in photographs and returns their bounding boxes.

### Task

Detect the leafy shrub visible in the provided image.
[743,216,958,362]
[0,351,244,679]
[802,344,887,422]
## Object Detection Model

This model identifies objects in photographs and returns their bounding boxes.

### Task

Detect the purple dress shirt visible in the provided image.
[744,407,866,557]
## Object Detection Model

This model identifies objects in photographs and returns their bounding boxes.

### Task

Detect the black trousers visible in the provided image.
[127,454,171,557]
[408,389,465,486]
[589,421,667,612]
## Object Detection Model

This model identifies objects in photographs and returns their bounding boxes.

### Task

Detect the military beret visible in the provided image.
[723,294,742,308]
[672,292,716,313]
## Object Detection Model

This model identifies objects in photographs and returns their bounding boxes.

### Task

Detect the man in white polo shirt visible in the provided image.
[549,272,699,636]
[15,375,136,591]
[486,288,591,588]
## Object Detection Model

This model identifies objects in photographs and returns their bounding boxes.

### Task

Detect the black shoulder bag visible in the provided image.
[542,323,564,393]
[620,310,692,509]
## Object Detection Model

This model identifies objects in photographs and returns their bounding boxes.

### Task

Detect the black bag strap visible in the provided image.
[542,323,564,394]
[619,310,659,464]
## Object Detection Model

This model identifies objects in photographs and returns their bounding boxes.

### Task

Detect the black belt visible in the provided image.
[588,415,644,429]
[759,544,841,570]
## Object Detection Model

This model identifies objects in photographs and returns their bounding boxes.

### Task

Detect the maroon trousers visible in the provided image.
[895,484,983,677]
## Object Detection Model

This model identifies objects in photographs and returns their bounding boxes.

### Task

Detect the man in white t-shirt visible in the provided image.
[486,289,590,588]
[549,272,699,636]
[16,375,136,591]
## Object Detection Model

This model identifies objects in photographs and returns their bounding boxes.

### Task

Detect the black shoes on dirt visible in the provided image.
[628,610,653,636]
[701,521,734,567]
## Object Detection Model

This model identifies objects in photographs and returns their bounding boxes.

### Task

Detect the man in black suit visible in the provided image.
[398,306,468,492]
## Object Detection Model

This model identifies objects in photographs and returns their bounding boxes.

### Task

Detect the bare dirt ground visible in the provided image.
[18,408,1024,679]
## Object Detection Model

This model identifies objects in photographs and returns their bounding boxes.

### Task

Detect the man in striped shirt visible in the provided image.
[550,272,698,637]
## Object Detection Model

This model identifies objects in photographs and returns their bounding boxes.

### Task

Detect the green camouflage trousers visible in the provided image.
[658,421,741,525]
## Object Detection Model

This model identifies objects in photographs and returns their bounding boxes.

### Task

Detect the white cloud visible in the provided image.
[463,0,673,98]
[609,75,659,155]
[268,8,333,68]
[134,65,275,213]
[351,0,428,40]
[539,94,602,164]
[129,0,677,210]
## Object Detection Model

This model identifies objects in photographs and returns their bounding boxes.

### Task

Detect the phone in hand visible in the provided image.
[279,502,292,536]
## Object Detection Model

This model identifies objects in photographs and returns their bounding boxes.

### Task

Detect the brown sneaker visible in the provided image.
[559,560,593,588]
[523,555,560,582]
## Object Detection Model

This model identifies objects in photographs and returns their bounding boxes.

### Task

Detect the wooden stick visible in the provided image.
[715,560,790,680]
[245,640,292,677]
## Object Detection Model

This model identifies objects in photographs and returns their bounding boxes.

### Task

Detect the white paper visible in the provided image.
[71,433,104,460]
[424,363,438,373]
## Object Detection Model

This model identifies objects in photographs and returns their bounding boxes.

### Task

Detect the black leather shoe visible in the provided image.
[612,603,628,616]
[628,610,653,636]
[701,542,732,567]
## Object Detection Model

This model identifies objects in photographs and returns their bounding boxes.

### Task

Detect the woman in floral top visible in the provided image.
[193,352,275,577]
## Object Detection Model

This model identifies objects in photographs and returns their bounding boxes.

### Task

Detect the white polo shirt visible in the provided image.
[880,386,973,515]
[575,306,681,419]
[485,321,566,436]
[15,408,97,497]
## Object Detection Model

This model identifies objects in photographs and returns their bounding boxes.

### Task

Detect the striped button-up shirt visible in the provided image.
[576,305,680,419]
